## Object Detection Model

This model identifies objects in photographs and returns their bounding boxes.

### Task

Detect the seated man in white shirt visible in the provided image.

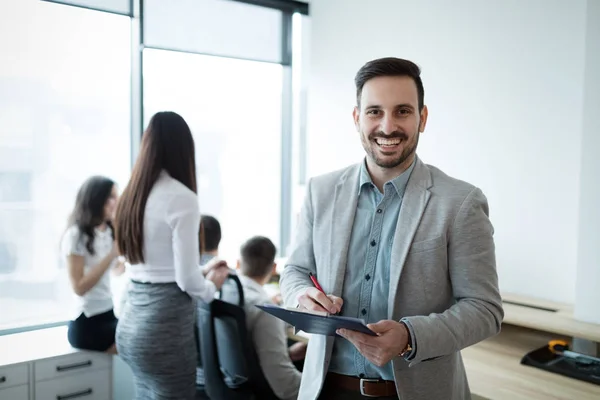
[236,236,306,400]
[199,214,221,266]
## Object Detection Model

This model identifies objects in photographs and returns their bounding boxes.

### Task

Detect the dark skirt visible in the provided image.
[68,309,117,352]
[116,281,197,400]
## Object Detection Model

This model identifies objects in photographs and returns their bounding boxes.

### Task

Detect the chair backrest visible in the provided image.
[197,274,279,400]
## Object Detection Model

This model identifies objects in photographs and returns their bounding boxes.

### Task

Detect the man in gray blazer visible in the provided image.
[279,57,503,400]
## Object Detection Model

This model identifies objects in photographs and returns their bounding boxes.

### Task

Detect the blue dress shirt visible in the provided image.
[328,158,416,380]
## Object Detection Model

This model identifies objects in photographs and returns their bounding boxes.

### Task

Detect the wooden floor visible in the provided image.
[463,324,600,400]
[289,325,600,399]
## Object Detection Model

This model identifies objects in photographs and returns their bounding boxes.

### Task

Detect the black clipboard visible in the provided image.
[256,304,377,337]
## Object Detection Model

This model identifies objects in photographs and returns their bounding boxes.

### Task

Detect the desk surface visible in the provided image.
[0,326,89,366]
[502,293,600,342]
[288,325,600,400]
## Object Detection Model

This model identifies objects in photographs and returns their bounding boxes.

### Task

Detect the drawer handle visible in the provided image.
[0,376,5,383]
[56,360,92,372]
[56,388,93,400]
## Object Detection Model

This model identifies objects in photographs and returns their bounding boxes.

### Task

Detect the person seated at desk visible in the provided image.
[236,236,305,400]
[196,214,225,388]
[199,214,221,266]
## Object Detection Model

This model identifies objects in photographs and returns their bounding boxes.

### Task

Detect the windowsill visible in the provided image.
[0,321,68,337]
[0,325,103,367]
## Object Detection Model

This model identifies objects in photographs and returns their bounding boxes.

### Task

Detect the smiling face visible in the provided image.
[354,75,428,172]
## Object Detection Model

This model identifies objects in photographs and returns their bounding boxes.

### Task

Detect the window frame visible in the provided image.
[0,0,308,335]
[41,0,133,16]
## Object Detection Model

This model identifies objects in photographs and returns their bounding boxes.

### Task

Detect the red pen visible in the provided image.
[309,272,341,314]
[309,272,325,294]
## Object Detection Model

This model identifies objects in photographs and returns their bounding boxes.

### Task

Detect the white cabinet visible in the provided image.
[35,369,110,400]
[0,327,113,400]
[35,352,111,382]
[0,363,29,389]
[0,363,29,400]
[0,384,29,400]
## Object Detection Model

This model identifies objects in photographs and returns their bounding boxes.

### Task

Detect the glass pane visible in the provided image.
[0,0,131,331]
[144,0,283,63]
[44,0,131,15]
[144,49,282,260]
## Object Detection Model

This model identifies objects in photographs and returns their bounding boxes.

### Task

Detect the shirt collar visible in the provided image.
[358,157,417,197]
[239,275,267,296]
[199,253,215,267]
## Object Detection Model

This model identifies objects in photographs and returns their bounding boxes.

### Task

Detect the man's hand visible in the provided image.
[297,287,343,314]
[271,293,283,305]
[288,341,308,362]
[336,320,409,367]
[202,258,228,276]
[206,265,230,290]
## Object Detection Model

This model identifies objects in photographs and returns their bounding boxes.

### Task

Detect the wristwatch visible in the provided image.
[399,341,413,358]
[399,322,413,358]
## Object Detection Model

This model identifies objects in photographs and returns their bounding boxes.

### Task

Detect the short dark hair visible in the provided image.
[355,57,425,112]
[240,236,276,279]
[200,215,221,252]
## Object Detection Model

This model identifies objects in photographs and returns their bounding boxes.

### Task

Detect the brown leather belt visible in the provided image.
[325,372,397,398]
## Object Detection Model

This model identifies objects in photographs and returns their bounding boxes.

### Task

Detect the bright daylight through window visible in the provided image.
[0,0,306,333]
[0,0,131,331]
[143,49,283,260]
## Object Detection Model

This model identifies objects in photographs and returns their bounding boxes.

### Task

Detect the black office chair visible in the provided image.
[196,274,279,400]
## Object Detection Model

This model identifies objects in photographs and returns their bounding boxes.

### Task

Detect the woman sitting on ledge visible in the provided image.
[62,175,123,354]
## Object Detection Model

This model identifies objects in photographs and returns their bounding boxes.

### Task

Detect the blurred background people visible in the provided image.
[62,175,122,354]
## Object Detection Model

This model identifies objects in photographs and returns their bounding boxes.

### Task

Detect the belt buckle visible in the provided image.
[359,378,380,397]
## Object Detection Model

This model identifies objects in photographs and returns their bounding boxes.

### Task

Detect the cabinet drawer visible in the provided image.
[35,368,110,400]
[0,363,28,389]
[35,352,111,382]
[0,384,29,400]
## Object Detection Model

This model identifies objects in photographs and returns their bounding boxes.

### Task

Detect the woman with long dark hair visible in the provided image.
[114,111,229,399]
[62,175,121,354]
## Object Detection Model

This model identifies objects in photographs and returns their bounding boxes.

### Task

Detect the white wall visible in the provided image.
[575,0,600,324]
[306,0,589,303]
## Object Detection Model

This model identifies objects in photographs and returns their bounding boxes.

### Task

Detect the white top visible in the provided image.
[239,275,301,400]
[62,225,115,318]
[127,170,216,303]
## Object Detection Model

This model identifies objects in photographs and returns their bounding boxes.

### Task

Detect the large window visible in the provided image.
[0,0,131,331]
[0,0,308,333]
[143,49,283,259]
[143,0,283,63]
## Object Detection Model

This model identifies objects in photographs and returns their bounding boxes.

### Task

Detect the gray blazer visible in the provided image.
[280,157,503,400]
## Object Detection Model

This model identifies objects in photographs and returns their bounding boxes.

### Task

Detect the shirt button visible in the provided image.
[377,209,382,214]
[365,274,371,281]
[370,240,376,247]
[361,308,367,315]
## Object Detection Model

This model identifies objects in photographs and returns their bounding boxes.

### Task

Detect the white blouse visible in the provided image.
[62,225,115,318]
[127,170,216,303]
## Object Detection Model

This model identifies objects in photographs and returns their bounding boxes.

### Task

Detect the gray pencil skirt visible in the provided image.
[116,281,197,400]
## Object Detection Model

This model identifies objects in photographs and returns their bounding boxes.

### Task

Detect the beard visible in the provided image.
[360,129,419,169]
